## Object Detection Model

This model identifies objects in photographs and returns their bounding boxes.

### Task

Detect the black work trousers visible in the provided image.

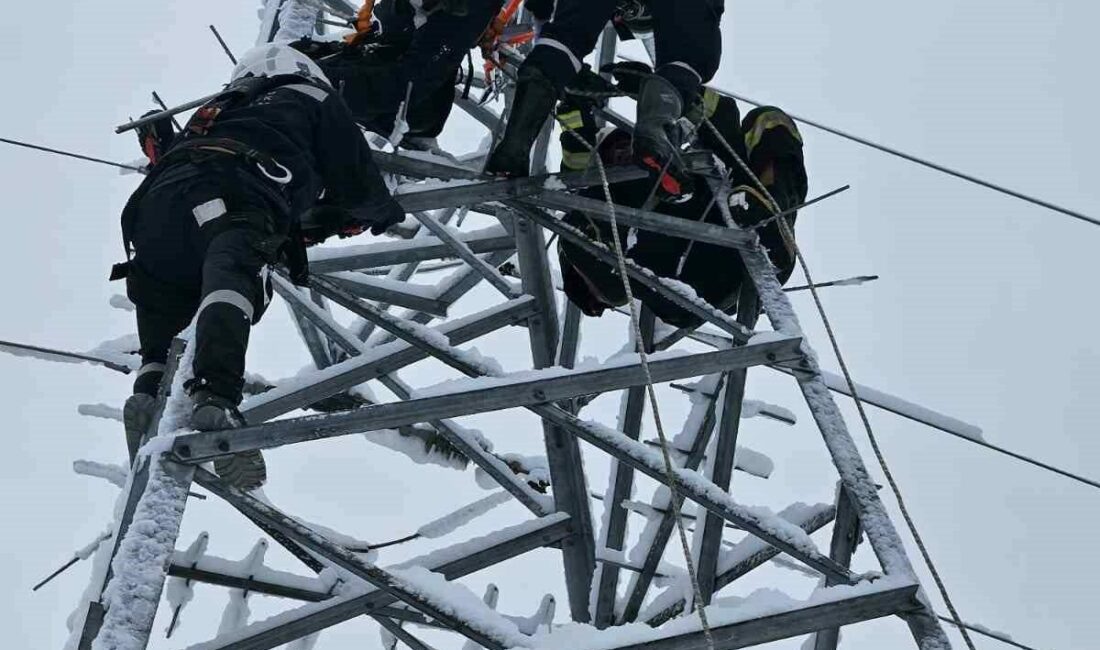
[526,0,725,100]
[330,0,504,137]
[125,162,281,404]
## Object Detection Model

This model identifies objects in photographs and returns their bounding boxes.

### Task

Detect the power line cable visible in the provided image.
[0,136,143,172]
[615,56,1098,228]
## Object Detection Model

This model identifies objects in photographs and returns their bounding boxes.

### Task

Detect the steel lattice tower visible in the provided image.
[64,2,959,649]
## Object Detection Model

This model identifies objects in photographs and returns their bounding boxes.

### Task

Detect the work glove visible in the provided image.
[600,61,652,96]
[299,205,348,246]
[347,197,406,236]
[135,109,175,165]
[563,66,614,112]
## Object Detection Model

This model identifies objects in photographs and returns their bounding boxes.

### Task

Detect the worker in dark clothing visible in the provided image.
[554,71,806,327]
[487,0,724,198]
[117,43,404,490]
[291,0,504,143]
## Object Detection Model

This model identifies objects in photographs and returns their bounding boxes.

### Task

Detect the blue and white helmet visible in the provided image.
[230,43,330,86]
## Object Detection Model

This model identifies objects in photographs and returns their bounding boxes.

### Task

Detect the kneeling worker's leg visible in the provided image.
[486,0,616,177]
[633,0,725,197]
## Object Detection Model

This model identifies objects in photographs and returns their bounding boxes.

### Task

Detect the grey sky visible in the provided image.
[0,1,1096,649]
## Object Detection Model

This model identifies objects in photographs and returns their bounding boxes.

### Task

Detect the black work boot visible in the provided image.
[633,74,693,199]
[191,389,267,491]
[486,66,558,177]
[123,393,157,463]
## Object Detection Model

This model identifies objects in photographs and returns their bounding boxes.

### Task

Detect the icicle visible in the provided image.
[461,584,500,650]
[217,539,268,635]
[378,625,398,650]
[109,295,135,312]
[416,491,511,539]
[73,460,128,488]
[165,532,210,638]
[77,404,123,422]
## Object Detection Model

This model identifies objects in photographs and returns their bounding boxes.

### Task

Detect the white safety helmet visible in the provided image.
[230,43,331,86]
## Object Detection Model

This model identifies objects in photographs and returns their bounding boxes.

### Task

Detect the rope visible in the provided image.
[701,116,978,650]
[555,119,716,650]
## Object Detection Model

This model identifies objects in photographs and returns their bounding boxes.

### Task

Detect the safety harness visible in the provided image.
[113,75,320,283]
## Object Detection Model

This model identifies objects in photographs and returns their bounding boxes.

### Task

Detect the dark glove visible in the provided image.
[563,66,614,111]
[299,204,350,245]
[288,37,347,59]
[136,109,175,165]
[600,61,652,96]
[347,197,406,236]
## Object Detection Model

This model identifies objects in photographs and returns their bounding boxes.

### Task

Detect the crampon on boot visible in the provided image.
[633,74,694,200]
[123,393,157,463]
[485,66,558,177]
[191,389,268,491]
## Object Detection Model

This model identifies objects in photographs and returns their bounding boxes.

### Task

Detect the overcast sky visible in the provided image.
[0,1,1097,649]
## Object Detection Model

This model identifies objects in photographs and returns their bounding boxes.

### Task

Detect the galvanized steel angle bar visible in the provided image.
[173,340,804,463]
[410,210,519,298]
[239,296,536,424]
[609,583,922,650]
[696,287,761,604]
[377,372,551,516]
[643,503,839,628]
[812,487,864,650]
[198,514,573,650]
[619,373,725,623]
[593,310,656,628]
[307,230,516,273]
[194,470,520,650]
[514,206,595,623]
[321,273,451,317]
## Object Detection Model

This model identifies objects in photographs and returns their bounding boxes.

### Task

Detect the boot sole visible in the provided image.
[214,452,268,492]
[191,404,267,491]
[123,394,157,462]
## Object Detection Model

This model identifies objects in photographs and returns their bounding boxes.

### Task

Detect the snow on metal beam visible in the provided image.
[620,374,723,623]
[194,514,573,650]
[643,503,837,627]
[307,227,515,273]
[240,296,536,424]
[195,470,523,650]
[321,272,452,317]
[526,191,755,250]
[172,339,802,463]
[604,583,920,650]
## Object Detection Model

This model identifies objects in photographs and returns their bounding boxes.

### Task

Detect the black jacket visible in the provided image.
[171,76,390,219]
[125,76,390,234]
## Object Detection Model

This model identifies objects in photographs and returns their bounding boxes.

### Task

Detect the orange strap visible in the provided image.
[479,0,527,72]
[344,0,377,45]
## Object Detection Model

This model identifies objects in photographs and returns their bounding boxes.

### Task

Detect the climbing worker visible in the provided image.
[487,0,725,198]
[284,0,505,145]
[115,43,404,489]
[554,68,807,326]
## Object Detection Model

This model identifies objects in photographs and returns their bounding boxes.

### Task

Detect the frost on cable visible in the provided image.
[73,459,129,488]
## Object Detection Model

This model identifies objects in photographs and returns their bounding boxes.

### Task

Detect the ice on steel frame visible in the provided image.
[67,3,952,649]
